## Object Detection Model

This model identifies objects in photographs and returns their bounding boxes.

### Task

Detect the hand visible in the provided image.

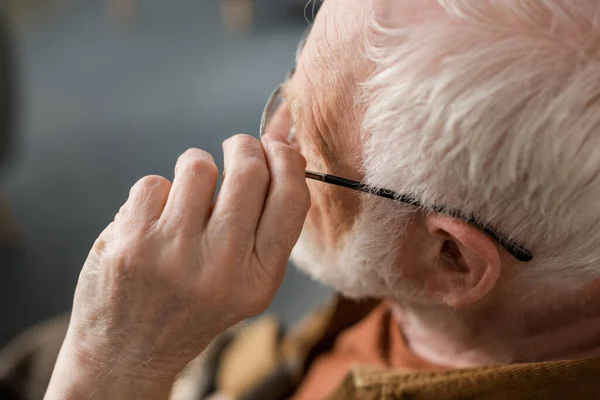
[45,134,310,399]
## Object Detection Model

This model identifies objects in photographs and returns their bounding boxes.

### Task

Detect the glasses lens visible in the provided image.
[260,88,292,140]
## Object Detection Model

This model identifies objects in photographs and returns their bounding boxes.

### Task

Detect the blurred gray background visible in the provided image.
[0,0,330,347]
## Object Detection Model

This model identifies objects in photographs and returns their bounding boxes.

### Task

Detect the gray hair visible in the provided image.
[361,0,600,288]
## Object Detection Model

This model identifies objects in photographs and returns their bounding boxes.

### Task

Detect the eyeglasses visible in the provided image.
[259,73,533,263]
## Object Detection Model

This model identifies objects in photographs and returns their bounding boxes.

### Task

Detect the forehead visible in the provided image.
[287,0,373,173]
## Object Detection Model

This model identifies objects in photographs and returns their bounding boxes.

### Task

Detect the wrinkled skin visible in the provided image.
[45,134,310,399]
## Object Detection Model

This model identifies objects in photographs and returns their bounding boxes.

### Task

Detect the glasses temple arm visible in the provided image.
[304,171,533,262]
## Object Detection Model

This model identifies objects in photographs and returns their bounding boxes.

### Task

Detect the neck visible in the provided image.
[391,285,600,368]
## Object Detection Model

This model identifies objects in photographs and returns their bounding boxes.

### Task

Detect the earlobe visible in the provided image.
[425,214,502,308]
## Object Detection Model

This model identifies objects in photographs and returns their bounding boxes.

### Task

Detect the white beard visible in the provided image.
[291,197,414,300]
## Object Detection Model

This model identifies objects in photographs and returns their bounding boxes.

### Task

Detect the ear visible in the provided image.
[424,214,502,308]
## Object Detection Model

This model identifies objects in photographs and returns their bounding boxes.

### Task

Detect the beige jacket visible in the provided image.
[1,296,600,399]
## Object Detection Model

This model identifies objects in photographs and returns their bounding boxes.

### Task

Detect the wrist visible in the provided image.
[45,332,177,400]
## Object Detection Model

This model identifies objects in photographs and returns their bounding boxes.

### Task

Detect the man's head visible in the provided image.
[284,0,600,308]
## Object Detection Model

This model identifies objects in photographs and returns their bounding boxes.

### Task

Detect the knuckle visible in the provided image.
[230,133,259,146]
[188,159,219,178]
[94,223,115,251]
[178,149,218,177]
[132,175,170,193]
[224,135,270,182]
[113,210,124,224]
[180,147,215,163]
[227,134,264,157]
[270,142,304,165]
[109,232,146,269]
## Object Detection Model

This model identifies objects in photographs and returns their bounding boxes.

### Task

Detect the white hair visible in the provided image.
[292,195,423,301]
[360,0,600,288]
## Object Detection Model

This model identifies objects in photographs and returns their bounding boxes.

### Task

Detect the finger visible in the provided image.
[207,134,270,251]
[119,175,172,225]
[160,148,219,235]
[254,133,310,276]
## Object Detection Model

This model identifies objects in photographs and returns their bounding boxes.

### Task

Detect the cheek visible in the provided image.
[297,126,363,249]
[305,178,362,250]
[395,218,430,283]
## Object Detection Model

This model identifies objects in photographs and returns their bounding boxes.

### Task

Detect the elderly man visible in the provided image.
[5,0,600,398]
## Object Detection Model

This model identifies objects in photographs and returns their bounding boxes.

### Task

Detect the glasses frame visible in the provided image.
[260,82,533,263]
